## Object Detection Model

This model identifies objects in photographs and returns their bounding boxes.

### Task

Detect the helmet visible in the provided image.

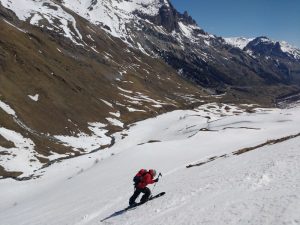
[149,169,157,177]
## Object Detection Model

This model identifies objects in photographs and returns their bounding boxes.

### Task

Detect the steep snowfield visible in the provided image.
[0,0,83,45]
[62,0,169,38]
[0,103,300,225]
[0,0,171,42]
[0,0,211,50]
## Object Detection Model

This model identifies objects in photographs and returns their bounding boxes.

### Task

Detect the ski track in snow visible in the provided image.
[0,104,300,225]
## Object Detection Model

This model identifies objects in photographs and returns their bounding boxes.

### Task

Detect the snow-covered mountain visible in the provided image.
[0,0,211,178]
[278,41,300,60]
[0,0,199,46]
[1,102,300,225]
[1,0,300,178]
[1,2,300,223]
[225,36,300,60]
[62,0,172,39]
[3,0,300,86]
[1,0,300,88]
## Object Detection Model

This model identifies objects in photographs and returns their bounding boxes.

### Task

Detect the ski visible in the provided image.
[101,192,166,222]
[127,192,166,210]
[150,191,166,200]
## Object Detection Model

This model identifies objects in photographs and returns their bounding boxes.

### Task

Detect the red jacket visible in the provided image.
[137,173,155,189]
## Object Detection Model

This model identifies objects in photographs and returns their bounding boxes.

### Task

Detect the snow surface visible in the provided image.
[280,41,300,60]
[100,99,113,108]
[178,22,193,39]
[0,127,43,177]
[62,0,169,40]
[109,111,121,118]
[106,117,124,128]
[127,107,146,112]
[0,100,53,176]
[0,103,300,225]
[119,91,165,107]
[54,122,111,152]
[28,94,39,102]
[0,100,16,116]
[224,37,254,49]
[0,0,83,45]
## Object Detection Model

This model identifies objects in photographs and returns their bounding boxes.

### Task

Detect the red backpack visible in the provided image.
[133,169,148,186]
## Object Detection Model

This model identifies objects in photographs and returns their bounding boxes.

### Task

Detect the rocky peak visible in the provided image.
[135,0,197,32]
[182,10,196,25]
[245,36,290,59]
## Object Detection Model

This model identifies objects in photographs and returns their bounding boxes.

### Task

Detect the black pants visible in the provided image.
[129,187,151,205]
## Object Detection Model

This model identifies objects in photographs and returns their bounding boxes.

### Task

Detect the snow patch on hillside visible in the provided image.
[127,107,146,112]
[109,111,121,118]
[0,100,16,116]
[54,122,111,152]
[28,94,39,102]
[178,22,193,39]
[0,127,42,177]
[100,99,113,108]
[106,117,124,128]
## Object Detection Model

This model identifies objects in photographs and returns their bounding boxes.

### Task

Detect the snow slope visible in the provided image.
[0,0,83,45]
[280,41,300,60]
[0,103,300,225]
[0,0,170,44]
[62,0,169,39]
[224,37,254,49]
[0,0,212,50]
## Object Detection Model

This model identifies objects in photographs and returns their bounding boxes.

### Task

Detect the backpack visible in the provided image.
[133,169,148,186]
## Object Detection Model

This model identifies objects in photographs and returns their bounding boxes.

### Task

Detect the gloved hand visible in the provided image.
[154,178,159,182]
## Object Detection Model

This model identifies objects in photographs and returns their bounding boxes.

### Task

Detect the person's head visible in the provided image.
[149,169,157,177]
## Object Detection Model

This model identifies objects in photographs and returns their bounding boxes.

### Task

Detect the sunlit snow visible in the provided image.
[0,103,300,225]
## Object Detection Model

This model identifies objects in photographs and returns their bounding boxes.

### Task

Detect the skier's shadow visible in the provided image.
[100,207,131,222]
[101,192,165,222]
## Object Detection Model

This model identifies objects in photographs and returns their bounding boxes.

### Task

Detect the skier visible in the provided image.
[129,169,159,206]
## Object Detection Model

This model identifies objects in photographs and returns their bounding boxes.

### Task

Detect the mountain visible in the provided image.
[54,0,300,89]
[225,36,300,84]
[0,0,300,178]
[0,0,210,178]
[225,36,300,60]
[2,0,300,89]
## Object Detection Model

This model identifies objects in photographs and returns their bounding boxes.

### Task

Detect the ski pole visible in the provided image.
[150,172,162,197]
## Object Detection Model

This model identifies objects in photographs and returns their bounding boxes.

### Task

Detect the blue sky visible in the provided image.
[171,0,300,47]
